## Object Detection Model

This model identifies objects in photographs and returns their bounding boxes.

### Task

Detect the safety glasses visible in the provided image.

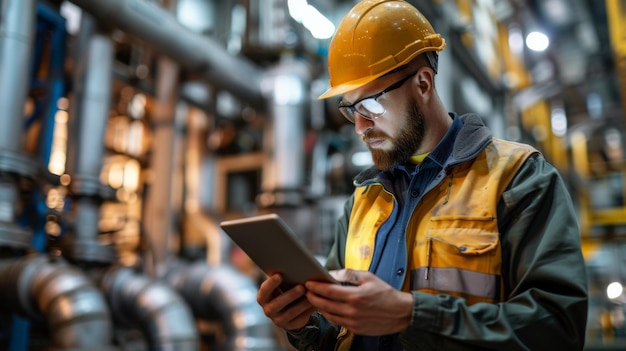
[338,71,417,123]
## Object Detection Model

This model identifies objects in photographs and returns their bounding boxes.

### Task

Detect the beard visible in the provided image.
[365,98,425,171]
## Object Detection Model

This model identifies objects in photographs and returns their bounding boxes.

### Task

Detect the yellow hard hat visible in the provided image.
[318,0,446,100]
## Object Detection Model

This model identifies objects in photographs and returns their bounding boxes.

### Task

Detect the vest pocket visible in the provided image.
[413,215,501,300]
[426,215,499,255]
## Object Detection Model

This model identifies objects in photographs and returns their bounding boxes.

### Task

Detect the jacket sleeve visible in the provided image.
[399,154,589,350]
[324,193,353,270]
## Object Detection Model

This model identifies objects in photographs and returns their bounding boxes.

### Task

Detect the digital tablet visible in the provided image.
[220,213,338,290]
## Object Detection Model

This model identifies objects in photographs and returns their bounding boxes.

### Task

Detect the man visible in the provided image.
[257,0,589,350]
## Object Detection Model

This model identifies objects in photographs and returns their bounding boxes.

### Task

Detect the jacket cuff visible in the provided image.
[409,291,440,332]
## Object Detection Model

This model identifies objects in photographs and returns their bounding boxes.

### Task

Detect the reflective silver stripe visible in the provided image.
[411,267,497,299]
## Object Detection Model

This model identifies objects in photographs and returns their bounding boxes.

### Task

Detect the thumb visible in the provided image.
[330,268,364,286]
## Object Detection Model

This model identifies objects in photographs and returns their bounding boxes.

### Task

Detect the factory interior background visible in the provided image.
[1,0,626,349]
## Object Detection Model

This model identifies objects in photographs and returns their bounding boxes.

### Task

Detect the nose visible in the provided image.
[354,114,374,135]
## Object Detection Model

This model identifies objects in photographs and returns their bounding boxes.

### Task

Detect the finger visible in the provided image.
[343,268,363,285]
[305,280,353,300]
[286,308,318,330]
[271,295,317,330]
[257,274,283,305]
[306,289,348,311]
[328,269,348,281]
[328,269,363,286]
[279,297,316,325]
[262,284,308,320]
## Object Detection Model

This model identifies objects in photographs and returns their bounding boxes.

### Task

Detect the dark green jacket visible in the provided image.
[288,114,588,350]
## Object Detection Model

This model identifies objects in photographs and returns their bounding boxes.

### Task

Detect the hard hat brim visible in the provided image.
[317,73,386,100]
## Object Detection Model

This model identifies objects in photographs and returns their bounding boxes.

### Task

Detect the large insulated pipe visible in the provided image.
[0,0,37,249]
[0,254,115,349]
[259,55,310,207]
[165,262,279,351]
[61,14,116,263]
[68,0,264,107]
[0,0,35,152]
[98,266,199,350]
[66,16,112,186]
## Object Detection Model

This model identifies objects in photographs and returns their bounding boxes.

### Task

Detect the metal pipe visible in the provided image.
[142,57,182,277]
[98,266,199,350]
[60,14,116,263]
[165,262,279,351]
[0,174,31,248]
[75,31,113,179]
[0,0,36,152]
[66,14,113,187]
[67,0,264,107]
[0,0,36,250]
[0,254,115,349]
[259,55,310,207]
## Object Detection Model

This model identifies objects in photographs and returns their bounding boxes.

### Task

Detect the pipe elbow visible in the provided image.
[165,262,279,350]
[0,254,114,350]
[100,266,199,350]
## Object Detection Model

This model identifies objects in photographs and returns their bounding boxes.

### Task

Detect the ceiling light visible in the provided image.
[288,0,335,40]
[526,31,550,52]
[607,281,623,300]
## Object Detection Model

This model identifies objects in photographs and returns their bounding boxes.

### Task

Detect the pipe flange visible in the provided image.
[0,221,32,249]
[69,175,116,201]
[56,239,117,264]
[0,149,39,179]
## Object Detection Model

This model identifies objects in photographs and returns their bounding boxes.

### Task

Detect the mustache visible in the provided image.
[362,130,389,141]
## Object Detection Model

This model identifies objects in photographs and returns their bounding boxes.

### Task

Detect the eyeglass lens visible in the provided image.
[338,71,416,123]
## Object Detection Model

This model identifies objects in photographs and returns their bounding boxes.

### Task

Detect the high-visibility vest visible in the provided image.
[346,138,538,304]
[335,139,537,350]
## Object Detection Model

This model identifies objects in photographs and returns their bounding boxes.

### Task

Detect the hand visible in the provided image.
[305,269,413,335]
[257,273,317,331]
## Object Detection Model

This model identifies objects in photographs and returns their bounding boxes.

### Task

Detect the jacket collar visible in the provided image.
[452,113,493,160]
[353,113,493,184]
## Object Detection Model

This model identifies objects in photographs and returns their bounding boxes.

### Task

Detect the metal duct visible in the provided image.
[0,0,35,152]
[98,266,199,350]
[0,0,37,249]
[68,0,264,107]
[247,0,292,50]
[259,55,310,207]
[0,254,115,350]
[61,14,116,263]
[67,17,113,183]
[164,262,279,351]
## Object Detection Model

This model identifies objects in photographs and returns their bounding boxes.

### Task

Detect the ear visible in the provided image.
[413,66,435,102]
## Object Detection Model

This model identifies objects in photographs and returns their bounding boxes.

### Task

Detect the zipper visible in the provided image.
[425,238,432,280]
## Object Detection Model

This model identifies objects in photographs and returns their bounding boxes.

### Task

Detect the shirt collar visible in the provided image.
[422,112,461,168]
